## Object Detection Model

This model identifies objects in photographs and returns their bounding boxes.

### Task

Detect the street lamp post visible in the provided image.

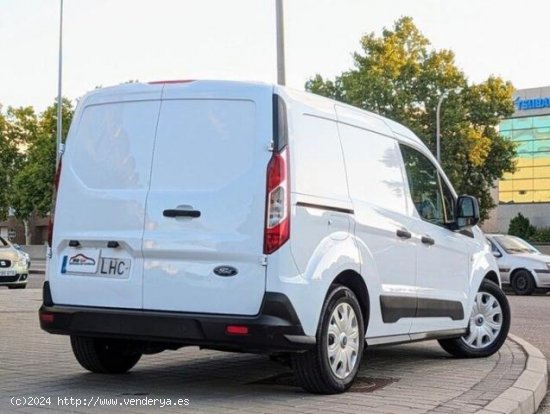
[435,91,448,163]
[56,0,64,167]
[275,0,285,85]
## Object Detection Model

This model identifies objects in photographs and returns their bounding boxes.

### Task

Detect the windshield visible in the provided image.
[493,235,539,255]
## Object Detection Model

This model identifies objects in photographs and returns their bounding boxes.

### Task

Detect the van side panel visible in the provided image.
[49,95,162,309]
[336,115,417,339]
[289,114,351,274]
[264,105,359,336]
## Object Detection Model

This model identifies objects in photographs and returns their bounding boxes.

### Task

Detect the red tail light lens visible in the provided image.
[40,312,55,324]
[47,159,63,247]
[264,147,290,254]
[225,325,249,335]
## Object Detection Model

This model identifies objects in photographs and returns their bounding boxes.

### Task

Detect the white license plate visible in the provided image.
[0,270,16,277]
[98,258,131,278]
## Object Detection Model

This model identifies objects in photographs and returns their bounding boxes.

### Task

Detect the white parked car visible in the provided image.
[40,81,510,394]
[486,234,550,295]
[12,244,31,267]
[0,236,29,289]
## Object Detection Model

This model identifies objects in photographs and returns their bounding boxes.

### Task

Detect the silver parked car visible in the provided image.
[0,236,29,289]
[486,234,550,295]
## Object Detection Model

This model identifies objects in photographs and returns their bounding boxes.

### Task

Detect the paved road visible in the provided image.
[507,292,550,413]
[0,289,530,414]
[25,272,45,289]
[2,274,548,412]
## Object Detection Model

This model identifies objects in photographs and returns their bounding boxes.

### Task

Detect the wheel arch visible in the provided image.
[509,267,537,287]
[331,269,370,330]
[483,270,500,287]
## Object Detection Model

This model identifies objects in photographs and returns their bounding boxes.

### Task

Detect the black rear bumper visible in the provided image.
[39,282,315,353]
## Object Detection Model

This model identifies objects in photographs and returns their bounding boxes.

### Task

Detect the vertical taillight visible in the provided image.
[47,159,63,247]
[264,146,290,254]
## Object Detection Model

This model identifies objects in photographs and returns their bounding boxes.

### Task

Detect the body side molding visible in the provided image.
[380,295,464,323]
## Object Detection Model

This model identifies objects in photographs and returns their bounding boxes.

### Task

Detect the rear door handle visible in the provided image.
[163,209,201,218]
[421,235,435,246]
[396,229,412,239]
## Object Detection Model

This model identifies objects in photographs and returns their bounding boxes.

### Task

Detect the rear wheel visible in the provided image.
[71,336,142,374]
[291,285,365,394]
[511,270,535,295]
[438,280,510,358]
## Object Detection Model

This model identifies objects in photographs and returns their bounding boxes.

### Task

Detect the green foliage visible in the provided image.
[11,98,73,221]
[0,107,29,220]
[530,227,550,244]
[10,133,56,219]
[305,17,516,221]
[0,98,73,223]
[508,213,536,240]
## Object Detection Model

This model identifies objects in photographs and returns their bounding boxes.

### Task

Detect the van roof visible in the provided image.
[274,84,424,147]
[80,79,425,149]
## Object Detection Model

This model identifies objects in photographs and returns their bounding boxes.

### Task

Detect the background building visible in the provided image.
[484,86,550,233]
[0,212,49,245]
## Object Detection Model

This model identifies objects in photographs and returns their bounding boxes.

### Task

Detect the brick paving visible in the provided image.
[507,294,550,413]
[0,290,526,413]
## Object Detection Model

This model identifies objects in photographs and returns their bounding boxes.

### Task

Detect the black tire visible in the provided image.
[70,336,142,374]
[291,285,365,394]
[8,284,26,289]
[438,280,510,358]
[511,270,535,295]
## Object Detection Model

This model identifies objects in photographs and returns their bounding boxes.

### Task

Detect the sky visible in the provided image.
[1,0,550,112]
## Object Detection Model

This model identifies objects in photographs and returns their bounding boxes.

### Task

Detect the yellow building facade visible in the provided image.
[499,115,550,203]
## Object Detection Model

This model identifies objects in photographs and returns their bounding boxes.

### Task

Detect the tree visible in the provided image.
[7,98,73,244]
[306,17,516,221]
[508,213,536,240]
[0,106,32,220]
[0,112,17,220]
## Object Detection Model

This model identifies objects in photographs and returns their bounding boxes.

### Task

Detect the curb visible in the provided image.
[477,334,548,414]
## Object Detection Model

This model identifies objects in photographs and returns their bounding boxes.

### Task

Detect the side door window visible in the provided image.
[399,144,447,226]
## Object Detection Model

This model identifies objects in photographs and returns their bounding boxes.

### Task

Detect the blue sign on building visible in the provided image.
[515,96,550,111]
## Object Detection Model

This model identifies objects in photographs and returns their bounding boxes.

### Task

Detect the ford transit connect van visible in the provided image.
[40,80,510,394]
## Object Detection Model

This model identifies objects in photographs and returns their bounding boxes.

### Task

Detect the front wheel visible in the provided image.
[438,280,510,358]
[291,285,365,394]
[71,336,142,374]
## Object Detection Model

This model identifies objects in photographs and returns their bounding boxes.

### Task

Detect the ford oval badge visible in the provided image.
[214,266,238,277]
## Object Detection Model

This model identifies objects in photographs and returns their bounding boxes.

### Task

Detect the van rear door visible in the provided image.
[142,83,273,315]
[49,86,163,309]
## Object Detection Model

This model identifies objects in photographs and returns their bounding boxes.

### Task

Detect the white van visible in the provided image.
[40,80,510,394]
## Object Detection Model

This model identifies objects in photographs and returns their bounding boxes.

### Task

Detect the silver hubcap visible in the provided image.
[462,292,503,349]
[327,303,360,379]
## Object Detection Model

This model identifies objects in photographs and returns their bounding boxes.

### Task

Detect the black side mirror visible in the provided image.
[493,250,502,258]
[456,195,480,229]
